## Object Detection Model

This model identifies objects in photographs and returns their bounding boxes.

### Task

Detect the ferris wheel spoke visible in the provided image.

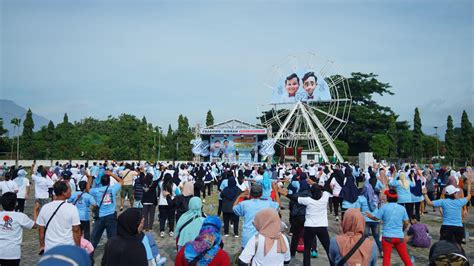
[306,105,346,124]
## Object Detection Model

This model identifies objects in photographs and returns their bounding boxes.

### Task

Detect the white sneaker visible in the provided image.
[160,231,165,238]
[224,234,229,237]
[230,224,234,228]
[335,216,339,221]
[169,231,174,237]
[202,199,206,203]
[234,235,239,238]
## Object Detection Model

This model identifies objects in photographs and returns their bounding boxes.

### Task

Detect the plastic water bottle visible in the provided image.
[411,256,415,265]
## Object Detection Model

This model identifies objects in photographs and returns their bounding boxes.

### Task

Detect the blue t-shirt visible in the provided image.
[389,179,414,204]
[68,191,97,221]
[432,198,467,227]
[90,184,121,217]
[358,196,379,223]
[373,202,408,238]
[233,199,279,247]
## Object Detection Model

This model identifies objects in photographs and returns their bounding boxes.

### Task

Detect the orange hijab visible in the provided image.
[253,208,287,256]
[335,209,374,266]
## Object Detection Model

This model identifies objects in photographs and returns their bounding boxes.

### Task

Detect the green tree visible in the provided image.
[412,107,423,160]
[206,110,214,126]
[324,139,349,157]
[0,118,9,153]
[422,135,437,159]
[165,124,176,160]
[176,115,193,160]
[332,72,396,155]
[369,134,394,159]
[459,110,472,163]
[445,115,457,160]
[44,120,56,159]
[21,109,35,158]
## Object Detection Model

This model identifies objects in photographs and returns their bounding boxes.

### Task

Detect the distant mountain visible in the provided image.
[0,99,50,137]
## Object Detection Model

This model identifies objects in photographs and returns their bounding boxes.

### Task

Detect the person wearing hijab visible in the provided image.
[278,183,331,266]
[174,197,205,250]
[13,168,30,213]
[409,170,424,222]
[141,172,159,231]
[389,172,415,220]
[340,168,359,220]
[282,174,316,257]
[102,208,148,266]
[175,216,230,266]
[221,176,241,237]
[175,181,195,222]
[358,184,383,257]
[329,208,377,266]
[239,208,291,265]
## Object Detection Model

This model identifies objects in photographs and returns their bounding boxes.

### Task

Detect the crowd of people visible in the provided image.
[0,160,473,266]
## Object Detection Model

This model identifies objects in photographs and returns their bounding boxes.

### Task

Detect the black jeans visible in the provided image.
[413,201,421,221]
[81,220,91,241]
[289,216,317,256]
[217,199,223,216]
[15,199,25,212]
[332,196,342,217]
[223,212,239,235]
[159,205,175,232]
[0,259,20,266]
[204,183,212,196]
[91,213,117,248]
[440,225,465,245]
[303,226,330,266]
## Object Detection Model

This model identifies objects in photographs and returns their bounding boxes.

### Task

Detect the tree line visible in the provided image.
[0,72,472,165]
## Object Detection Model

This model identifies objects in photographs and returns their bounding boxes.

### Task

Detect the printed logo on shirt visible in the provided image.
[103,193,112,205]
[2,215,13,231]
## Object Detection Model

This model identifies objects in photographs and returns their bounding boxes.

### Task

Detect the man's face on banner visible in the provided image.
[224,140,229,147]
[303,76,317,96]
[285,77,299,97]
[213,141,221,149]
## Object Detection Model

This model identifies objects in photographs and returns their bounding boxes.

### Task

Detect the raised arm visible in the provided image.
[422,187,434,206]
[106,170,123,185]
[233,190,249,207]
[272,182,281,206]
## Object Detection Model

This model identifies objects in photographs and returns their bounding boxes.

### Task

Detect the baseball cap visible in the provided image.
[445,185,460,195]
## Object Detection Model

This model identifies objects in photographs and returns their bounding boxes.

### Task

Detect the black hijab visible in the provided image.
[102,208,147,266]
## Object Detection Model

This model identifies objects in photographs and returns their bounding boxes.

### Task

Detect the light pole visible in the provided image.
[434,126,439,160]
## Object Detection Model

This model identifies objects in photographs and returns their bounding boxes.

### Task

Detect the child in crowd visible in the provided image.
[79,224,94,255]
[407,215,431,248]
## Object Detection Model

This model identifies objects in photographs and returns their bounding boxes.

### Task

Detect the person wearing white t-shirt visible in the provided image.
[0,173,19,195]
[37,181,81,253]
[0,192,39,266]
[279,181,331,266]
[32,167,54,208]
[239,208,291,266]
[14,169,30,213]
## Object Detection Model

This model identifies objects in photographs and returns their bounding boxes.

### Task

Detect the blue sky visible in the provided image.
[1,0,472,135]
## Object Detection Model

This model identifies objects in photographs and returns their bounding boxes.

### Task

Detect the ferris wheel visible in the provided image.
[260,53,352,162]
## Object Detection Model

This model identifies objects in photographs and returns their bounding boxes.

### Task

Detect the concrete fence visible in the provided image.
[1,159,186,167]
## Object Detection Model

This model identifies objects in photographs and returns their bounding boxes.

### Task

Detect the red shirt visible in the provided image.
[175,247,230,266]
